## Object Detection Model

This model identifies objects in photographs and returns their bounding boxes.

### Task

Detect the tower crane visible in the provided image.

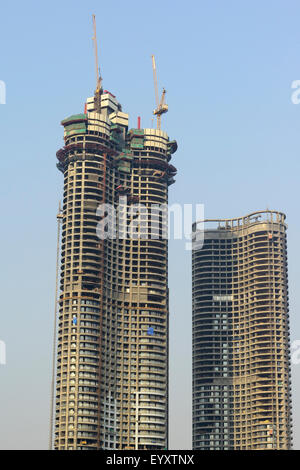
[92,14,102,111]
[151,55,168,130]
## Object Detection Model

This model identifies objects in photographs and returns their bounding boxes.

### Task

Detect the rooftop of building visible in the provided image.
[192,210,287,233]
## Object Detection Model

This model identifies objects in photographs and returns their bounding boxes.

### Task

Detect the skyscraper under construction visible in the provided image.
[192,211,292,450]
[51,25,177,449]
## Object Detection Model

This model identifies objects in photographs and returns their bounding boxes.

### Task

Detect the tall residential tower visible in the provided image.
[51,71,177,448]
[192,211,292,450]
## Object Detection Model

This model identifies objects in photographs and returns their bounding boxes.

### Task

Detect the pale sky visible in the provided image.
[0,0,300,449]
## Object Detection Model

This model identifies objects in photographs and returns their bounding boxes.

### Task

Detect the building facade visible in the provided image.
[192,210,292,450]
[53,89,177,450]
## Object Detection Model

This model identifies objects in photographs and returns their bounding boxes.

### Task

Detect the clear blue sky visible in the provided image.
[0,0,300,449]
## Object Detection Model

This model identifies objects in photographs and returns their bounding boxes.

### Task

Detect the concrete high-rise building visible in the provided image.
[51,82,177,449]
[192,210,292,450]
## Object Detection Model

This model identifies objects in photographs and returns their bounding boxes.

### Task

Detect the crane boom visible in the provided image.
[151,55,159,108]
[151,55,168,130]
[92,14,102,92]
